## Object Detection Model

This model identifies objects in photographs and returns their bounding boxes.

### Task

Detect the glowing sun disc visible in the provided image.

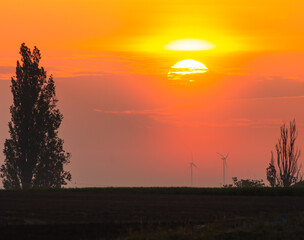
[169,59,208,75]
[172,59,207,69]
[168,59,208,83]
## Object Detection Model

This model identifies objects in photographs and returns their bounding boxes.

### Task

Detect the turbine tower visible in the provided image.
[217,152,229,186]
[190,153,198,187]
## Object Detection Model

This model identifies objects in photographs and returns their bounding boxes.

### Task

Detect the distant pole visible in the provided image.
[223,159,225,186]
[190,164,193,187]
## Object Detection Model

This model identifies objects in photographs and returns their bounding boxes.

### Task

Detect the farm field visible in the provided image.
[1,188,304,239]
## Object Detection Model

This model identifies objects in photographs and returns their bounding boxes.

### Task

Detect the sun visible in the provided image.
[171,60,208,74]
[168,59,208,83]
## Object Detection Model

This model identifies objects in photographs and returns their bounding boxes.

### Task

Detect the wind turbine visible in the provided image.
[217,152,229,186]
[190,153,198,187]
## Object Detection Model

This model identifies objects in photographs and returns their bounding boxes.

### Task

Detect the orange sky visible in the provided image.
[1,1,304,187]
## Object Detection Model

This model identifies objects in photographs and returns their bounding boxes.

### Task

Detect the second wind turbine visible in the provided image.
[217,152,229,186]
[190,153,198,187]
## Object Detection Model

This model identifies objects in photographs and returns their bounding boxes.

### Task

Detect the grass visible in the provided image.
[3,186,304,196]
[2,187,304,239]
[111,214,304,240]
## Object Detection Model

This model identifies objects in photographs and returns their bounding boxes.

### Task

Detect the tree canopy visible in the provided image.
[0,43,71,189]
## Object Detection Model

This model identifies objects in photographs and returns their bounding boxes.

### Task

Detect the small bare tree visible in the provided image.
[267,120,302,187]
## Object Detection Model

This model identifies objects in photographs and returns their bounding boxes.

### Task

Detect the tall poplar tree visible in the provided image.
[0,43,71,189]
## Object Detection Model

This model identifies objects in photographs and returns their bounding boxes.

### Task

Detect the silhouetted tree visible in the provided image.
[0,43,71,189]
[266,120,301,187]
[266,155,277,187]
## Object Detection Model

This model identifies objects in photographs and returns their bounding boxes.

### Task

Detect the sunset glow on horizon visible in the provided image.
[1,0,304,188]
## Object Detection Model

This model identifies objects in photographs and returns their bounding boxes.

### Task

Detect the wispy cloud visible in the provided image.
[0,66,15,74]
[231,118,283,128]
[94,107,295,129]
[72,71,107,76]
[242,95,304,101]
[93,108,172,116]
[0,66,15,80]
[235,75,304,101]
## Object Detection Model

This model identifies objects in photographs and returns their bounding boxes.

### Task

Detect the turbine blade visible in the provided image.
[226,152,230,158]
[193,163,198,168]
[217,152,225,158]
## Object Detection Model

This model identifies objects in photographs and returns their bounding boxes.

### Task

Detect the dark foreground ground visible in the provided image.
[2,188,304,239]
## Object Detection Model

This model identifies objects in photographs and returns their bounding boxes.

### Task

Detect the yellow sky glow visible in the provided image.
[164,39,215,51]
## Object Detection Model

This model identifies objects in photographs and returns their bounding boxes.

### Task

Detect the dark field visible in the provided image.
[2,188,304,239]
